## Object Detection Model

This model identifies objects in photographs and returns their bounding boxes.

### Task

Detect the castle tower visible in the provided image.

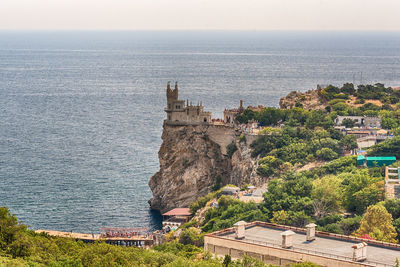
[239,100,244,113]
[164,81,211,124]
[166,81,178,111]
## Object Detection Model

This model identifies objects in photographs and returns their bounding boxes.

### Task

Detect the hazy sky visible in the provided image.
[1,0,400,31]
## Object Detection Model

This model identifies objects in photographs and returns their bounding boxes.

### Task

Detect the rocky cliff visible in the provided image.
[148,122,264,213]
[279,88,328,110]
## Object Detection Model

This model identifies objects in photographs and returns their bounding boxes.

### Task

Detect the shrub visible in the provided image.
[316,148,338,161]
[320,223,344,234]
[178,228,204,247]
[341,118,355,128]
[316,214,342,227]
[226,142,238,158]
[189,190,220,214]
[212,175,222,191]
[340,216,362,235]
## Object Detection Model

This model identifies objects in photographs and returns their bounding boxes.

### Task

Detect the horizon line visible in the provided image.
[1,29,400,33]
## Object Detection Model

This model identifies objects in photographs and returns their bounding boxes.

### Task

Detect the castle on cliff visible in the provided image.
[165,82,212,125]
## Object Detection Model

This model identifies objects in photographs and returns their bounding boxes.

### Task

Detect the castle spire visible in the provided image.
[167,81,171,90]
[175,81,178,90]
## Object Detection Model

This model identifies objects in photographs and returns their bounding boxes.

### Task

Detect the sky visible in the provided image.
[1,0,400,31]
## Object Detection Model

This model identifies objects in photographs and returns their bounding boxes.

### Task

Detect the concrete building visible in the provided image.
[356,135,392,150]
[165,82,211,125]
[204,221,400,266]
[335,116,381,128]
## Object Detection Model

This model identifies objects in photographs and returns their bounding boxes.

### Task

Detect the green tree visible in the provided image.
[271,210,289,225]
[354,204,397,243]
[341,118,355,128]
[318,155,357,175]
[340,169,384,214]
[316,148,338,161]
[257,156,283,177]
[256,107,283,126]
[305,110,333,129]
[340,83,355,95]
[0,207,27,253]
[339,135,357,151]
[383,199,400,220]
[236,109,256,124]
[223,254,231,267]
[339,216,362,235]
[212,175,222,191]
[226,142,238,158]
[311,175,343,218]
[382,116,399,129]
[179,228,203,247]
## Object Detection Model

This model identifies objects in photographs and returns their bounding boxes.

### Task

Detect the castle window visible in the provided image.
[168,115,171,120]
[187,109,189,115]
[168,104,171,109]
[204,118,207,122]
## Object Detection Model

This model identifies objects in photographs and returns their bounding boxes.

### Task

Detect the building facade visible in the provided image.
[335,115,381,128]
[165,82,211,125]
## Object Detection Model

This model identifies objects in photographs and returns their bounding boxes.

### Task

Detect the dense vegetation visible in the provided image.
[0,205,219,266]
[251,126,356,176]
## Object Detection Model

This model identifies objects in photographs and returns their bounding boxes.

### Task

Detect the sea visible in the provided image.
[1,31,400,233]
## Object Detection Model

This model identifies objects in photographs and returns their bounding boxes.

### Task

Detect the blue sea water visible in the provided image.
[0,31,400,233]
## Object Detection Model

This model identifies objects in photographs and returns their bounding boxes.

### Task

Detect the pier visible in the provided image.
[36,227,154,247]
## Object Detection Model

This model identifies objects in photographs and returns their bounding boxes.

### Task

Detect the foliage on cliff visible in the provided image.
[250,126,356,176]
[279,83,400,114]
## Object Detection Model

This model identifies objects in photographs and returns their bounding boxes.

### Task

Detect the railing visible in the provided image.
[222,236,390,267]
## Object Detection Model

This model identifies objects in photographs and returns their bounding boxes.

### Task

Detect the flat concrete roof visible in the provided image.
[217,224,400,266]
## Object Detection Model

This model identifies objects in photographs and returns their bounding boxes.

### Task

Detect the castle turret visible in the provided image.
[166,81,178,111]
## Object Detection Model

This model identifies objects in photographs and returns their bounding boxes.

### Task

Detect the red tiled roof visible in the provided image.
[162,208,191,217]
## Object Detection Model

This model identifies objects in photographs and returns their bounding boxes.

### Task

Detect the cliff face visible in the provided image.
[148,123,264,213]
[230,136,263,187]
